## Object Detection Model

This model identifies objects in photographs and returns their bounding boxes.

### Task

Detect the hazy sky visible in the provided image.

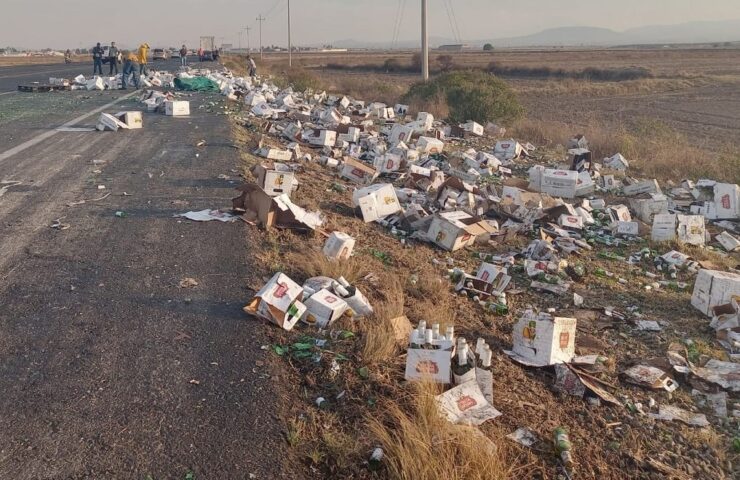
[2,0,740,50]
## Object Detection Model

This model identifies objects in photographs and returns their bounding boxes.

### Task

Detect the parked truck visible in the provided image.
[199,36,215,61]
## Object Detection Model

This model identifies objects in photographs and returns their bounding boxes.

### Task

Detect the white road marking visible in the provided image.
[0,91,16,96]
[0,66,84,79]
[0,91,138,163]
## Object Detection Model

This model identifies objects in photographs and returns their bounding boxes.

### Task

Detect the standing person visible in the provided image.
[179,44,188,67]
[108,42,119,75]
[197,47,204,62]
[92,42,104,75]
[137,42,150,76]
[247,55,257,78]
[212,47,220,62]
[120,50,140,90]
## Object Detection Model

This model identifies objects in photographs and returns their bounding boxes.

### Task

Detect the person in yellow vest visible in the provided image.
[121,51,140,90]
[137,43,150,76]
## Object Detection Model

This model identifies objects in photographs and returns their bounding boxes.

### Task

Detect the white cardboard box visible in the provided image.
[307,130,337,147]
[714,183,740,219]
[244,272,306,331]
[614,221,639,236]
[165,100,190,116]
[676,214,706,246]
[340,157,378,185]
[303,288,349,328]
[323,232,355,260]
[691,269,740,317]
[541,169,578,198]
[352,184,402,223]
[623,179,660,196]
[405,348,452,384]
[652,213,677,242]
[417,136,444,154]
[114,111,143,129]
[427,211,497,252]
[389,124,415,145]
[252,163,297,197]
[511,310,576,366]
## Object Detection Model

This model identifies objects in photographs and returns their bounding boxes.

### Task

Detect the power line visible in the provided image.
[448,0,463,43]
[391,0,404,50]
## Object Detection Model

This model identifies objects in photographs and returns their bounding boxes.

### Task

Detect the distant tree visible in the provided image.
[411,52,423,71]
[483,43,494,51]
[436,54,455,72]
[383,58,402,72]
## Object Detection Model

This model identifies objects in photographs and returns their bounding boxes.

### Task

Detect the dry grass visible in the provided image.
[368,382,513,480]
[285,250,370,285]
[510,117,740,183]
[362,276,405,365]
[513,76,717,97]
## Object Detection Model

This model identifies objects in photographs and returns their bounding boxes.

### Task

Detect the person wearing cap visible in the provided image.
[92,42,104,75]
[108,42,119,75]
[121,51,140,90]
[137,42,150,76]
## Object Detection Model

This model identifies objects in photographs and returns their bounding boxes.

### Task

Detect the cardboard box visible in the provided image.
[676,214,706,246]
[405,348,452,384]
[559,214,583,230]
[716,231,740,252]
[494,140,526,161]
[257,148,293,162]
[323,232,355,260]
[652,213,677,242]
[251,163,297,197]
[343,286,373,317]
[605,153,629,170]
[114,111,143,129]
[373,152,403,173]
[389,124,415,145]
[165,100,190,116]
[244,273,306,331]
[417,136,444,154]
[691,269,740,317]
[623,179,660,196]
[232,184,323,231]
[614,221,639,236]
[337,126,360,144]
[632,193,669,223]
[541,169,578,198]
[714,183,740,219]
[96,113,129,132]
[340,157,378,185]
[463,121,484,137]
[352,184,402,223]
[303,288,349,328]
[307,129,337,147]
[427,211,497,252]
[510,310,576,366]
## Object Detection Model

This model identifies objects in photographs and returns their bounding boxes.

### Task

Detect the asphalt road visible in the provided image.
[0,66,291,478]
[0,59,185,93]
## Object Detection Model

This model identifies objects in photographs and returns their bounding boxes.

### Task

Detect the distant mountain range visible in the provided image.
[332,19,740,49]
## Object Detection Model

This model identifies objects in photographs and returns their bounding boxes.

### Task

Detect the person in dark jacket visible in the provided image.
[92,42,104,75]
[179,44,188,67]
[108,42,119,75]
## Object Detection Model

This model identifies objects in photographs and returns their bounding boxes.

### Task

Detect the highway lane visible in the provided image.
[0,71,292,478]
[0,59,184,92]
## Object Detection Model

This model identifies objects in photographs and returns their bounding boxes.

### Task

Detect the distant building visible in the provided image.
[437,44,470,52]
[221,43,233,51]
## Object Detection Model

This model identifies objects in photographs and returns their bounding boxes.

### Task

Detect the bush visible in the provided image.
[410,52,422,72]
[402,71,523,125]
[483,43,494,51]
[278,68,322,92]
[383,58,402,72]
[436,54,455,72]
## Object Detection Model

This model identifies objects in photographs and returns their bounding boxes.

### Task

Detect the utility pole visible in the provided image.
[245,26,251,52]
[288,0,292,67]
[256,15,265,60]
[421,0,429,81]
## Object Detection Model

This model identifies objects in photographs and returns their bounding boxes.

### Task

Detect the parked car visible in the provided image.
[152,48,168,61]
[170,49,180,59]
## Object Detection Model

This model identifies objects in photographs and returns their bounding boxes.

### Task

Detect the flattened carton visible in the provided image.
[691,269,740,317]
[340,157,378,185]
[323,232,355,260]
[404,340,453,384]
[623,179,660,196]
[244,272,306,331]
[352,183,402,223]
[435,381,502,426]
[508,310,576,366]
[302,288,349,328]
